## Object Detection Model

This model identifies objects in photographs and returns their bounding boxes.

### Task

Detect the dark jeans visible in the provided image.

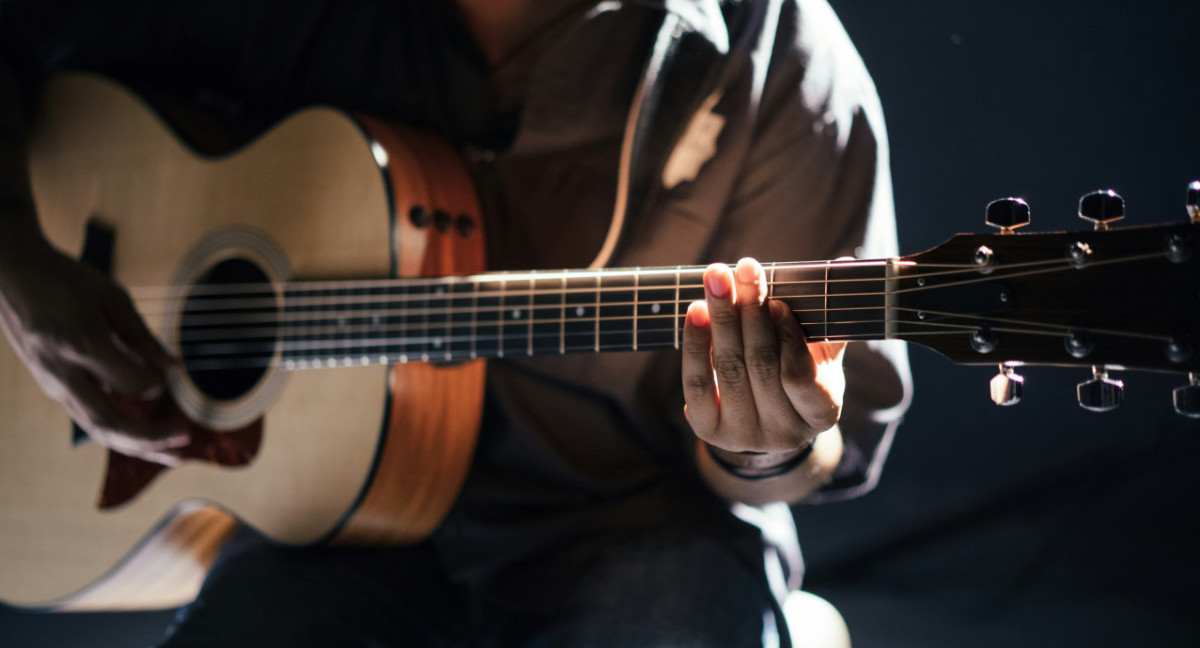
[155,528,786,648]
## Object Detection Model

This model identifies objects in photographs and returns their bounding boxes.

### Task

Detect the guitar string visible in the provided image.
[179,326,934,372]
[175,312,1154,372]
[125,254,1090,313]
[123,260,892,299]
[133,251,1168,349]
[129,252,1159,325]
[124,248,1148,301]
[175,311,896,355]
[171,299,1174,367]
[168,295,876,333]
[154,296,1176,364]
[169,297,1173,348]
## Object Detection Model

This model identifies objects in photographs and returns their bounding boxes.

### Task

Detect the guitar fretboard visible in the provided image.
[179,261,893,371]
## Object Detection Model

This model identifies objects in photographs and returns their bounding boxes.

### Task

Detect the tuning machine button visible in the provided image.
[1077,366,1123,412]
[1187,181,1199,224]
[1173,373,1200,418]
[985,198,1031,234]
[990,364,1024,406]
[1079,190,1125,231]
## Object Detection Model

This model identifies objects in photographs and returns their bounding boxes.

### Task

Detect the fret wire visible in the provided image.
[498,278,506,358]
[673,266,681,350]
[632,268,639,352]
[438,283,450,361]
[419,282,430,362]
[823,261,830,342]
[526,271,534,357]
[471,274,478,359]
[593,274,600,353]
[559,275,566,355]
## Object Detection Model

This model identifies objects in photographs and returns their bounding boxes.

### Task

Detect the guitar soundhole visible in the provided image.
[179,258,278,401]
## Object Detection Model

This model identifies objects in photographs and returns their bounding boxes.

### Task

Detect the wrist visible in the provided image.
[703,441,814,480]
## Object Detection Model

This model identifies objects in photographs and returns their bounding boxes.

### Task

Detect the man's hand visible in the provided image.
[682,258,846,499]
[0,219,187,465]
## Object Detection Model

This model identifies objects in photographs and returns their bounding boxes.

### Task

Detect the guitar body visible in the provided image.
[0,75,485,610]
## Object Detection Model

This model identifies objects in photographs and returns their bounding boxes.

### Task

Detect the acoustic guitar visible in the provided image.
[1,74,1197,611]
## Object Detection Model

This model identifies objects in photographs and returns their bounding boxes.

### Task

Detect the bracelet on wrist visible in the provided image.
[704,440,814,480]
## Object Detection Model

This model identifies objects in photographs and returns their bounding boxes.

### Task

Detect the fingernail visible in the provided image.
[704,266,730,297]
[686,301,708,327]
[735,258,758,284]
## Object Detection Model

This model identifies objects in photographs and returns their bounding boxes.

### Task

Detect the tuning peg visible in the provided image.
[985,198,1031,234]
[990,364,1023,406]
[1078,189,1125,231]
[1077,366,1123,412]
[1173,373,1200,418]
[1187,181,1199,224]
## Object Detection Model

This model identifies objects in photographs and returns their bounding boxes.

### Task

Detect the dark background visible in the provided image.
[795,0,1200,646]
[3,0,1199,646]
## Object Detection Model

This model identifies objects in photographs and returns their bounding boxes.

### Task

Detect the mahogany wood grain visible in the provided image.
[331,118,486,545]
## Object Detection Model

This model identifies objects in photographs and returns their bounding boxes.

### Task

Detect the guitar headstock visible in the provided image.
[893,184,1200,416]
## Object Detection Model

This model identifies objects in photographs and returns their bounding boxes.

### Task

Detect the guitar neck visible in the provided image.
[238,260,894,370]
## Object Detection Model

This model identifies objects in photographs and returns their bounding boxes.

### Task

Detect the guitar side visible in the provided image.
[0,75,483,609]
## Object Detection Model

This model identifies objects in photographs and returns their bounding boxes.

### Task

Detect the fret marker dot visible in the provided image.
[433,338,443,349]
[512,309,522,320]
[379,355,388,365]
[285,360,296,370]
[360,356,370,366]
[399,354,409,363]
[651,303,661,314]
[575,306,585,317]
[342,358,353,367]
